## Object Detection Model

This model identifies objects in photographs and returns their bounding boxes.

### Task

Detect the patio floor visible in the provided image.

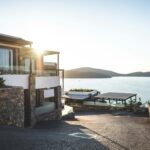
[0,111,150,150]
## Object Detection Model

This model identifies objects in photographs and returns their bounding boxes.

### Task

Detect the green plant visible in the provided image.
[69,88,94,92]
[0,77,5,88]
[137,97,142,105]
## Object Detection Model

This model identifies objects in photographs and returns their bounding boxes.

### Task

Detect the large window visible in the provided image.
[0,48,13,71]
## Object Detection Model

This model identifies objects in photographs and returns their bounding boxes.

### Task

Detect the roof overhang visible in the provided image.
[43,50,60,55]
[0,33,32,46]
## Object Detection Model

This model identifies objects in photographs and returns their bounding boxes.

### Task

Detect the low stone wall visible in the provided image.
[0,86,24,127]
[66,101,113,112]
[73,104,111,112]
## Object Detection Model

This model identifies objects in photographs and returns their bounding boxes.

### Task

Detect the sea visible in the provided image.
[64,77,150,103]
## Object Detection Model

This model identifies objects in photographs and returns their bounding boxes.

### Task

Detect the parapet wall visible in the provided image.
[0,87,24,127]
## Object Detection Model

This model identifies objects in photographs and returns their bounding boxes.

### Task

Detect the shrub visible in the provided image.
[0,77,5,88]
[69,88,94,92]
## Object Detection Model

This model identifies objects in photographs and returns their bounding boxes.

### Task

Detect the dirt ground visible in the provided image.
[0,111,150,150]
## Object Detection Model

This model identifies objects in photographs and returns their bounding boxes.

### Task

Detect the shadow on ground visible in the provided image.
[0,120,110,150]
[0,110,150,150]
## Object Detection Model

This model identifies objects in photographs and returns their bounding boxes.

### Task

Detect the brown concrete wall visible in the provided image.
[54,86,62,119]
[0,86,24,127]
[29,75,36,127]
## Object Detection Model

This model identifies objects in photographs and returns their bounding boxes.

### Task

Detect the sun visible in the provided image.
[34,48,45,55]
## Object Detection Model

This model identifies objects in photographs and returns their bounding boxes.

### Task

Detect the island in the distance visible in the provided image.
[64,67,150,78]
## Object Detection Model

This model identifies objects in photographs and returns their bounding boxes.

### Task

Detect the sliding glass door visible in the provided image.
[0,48,13,71]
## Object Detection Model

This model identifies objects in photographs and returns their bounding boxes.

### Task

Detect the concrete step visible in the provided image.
[62,105,75,120]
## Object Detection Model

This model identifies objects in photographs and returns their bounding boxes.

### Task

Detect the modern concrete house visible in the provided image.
[0,34,63,127]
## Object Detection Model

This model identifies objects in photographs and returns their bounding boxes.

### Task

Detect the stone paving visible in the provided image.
[0,111,150,150]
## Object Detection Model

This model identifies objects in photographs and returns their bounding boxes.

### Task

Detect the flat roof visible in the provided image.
[43,50,60,55]
[0,33,32,46]
[94,92,137,101]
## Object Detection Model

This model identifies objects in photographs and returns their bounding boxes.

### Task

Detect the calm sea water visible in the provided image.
[64,77,150,103]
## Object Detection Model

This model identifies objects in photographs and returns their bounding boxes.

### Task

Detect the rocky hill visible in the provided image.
[64,67,121,78]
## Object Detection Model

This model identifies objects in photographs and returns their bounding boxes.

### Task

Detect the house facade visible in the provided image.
[0,34,63,127]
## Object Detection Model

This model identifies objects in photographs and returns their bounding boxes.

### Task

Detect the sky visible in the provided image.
[0,0,150,73]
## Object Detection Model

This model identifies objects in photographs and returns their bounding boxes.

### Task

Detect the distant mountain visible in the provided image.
[64,67,150,78]
[64,67,121,78]
[126,72,150,77]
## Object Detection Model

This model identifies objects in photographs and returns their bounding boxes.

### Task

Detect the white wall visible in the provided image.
[35,76,60,89]
[0,75,60,90]
[0,74,29,89]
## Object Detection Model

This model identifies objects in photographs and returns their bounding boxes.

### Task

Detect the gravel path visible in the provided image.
[71,111,150,150]
[0,111,150,150]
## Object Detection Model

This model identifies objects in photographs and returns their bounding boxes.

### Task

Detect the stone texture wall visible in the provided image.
[0,87,24,127]
[66,102,111,112]
[29,75,36,127]
[54,86,62,119]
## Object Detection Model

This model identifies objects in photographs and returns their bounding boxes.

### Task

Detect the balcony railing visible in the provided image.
[0,66,61,76]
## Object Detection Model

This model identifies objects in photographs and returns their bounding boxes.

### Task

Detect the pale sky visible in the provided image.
[0,0,150,73]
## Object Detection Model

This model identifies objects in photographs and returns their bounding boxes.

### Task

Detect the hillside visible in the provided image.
[64,67,121,78]
[126,72,150,77]
[64,67,150,78]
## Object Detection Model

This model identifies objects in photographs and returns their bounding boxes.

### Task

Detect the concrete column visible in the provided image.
[29,74,36,127]
[54,86,62,119]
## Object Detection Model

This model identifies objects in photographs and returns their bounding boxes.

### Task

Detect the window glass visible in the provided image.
[24,58,30,73]
[0,48,13,70]
[24,58,35,73]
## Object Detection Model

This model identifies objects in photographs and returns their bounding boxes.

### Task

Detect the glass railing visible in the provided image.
[0,66,60,76]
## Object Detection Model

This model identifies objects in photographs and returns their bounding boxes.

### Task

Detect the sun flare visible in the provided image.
[35,49,45,55]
